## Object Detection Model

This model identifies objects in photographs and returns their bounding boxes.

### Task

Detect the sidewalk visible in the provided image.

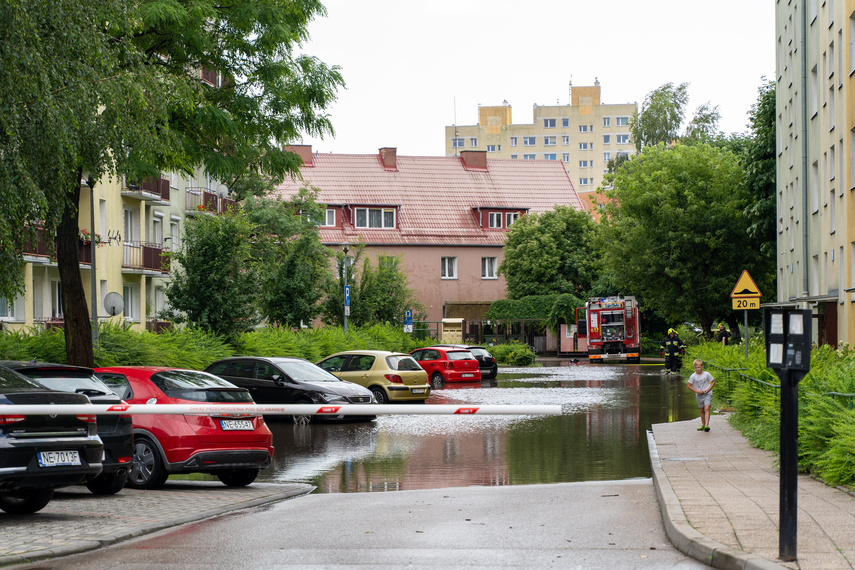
[0,482,313,566]
[650,415,855,569]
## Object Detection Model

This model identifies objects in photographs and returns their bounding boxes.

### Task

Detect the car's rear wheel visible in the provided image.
[86,471,128,495]
[217,469,259,487]
[0,488,54,514]
[127,437,169,490]
[292,399,313,425]
[430,372,446,389]
[369,386,388,404]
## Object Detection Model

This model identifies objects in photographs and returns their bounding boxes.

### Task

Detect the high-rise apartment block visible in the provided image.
[775,1,854,346]
[444,80,637,212]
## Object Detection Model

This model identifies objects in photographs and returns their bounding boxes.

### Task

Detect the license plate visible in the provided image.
[412,388,426,394]
[220,419,253,431]
[38,450,81,467]
[462,373,474,378]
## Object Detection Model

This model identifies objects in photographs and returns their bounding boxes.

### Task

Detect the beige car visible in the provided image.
[316,351,431,404]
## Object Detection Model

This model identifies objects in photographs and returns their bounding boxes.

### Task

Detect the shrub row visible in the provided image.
[689,340,855,488]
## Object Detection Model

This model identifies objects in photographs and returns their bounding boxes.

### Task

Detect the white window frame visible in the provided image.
[562,135,570,145]
[123,283,138,321]
[543,118,556,128]
[470,138,478,147]
[579,142,590,150]
[523,154,536,160]
[579,125,589,133]
[544,136,556,146]
[544,153,556,160]
[355,207,396,229]
[441,257,457,279]
[562,153,570,162]
[523,137,536,146]
[616,117,629,126]
[616,134,630,144]
[452,138,464,148]
[482,257,498,279]
[506,212,520,226]
[603,134,611,144]
[322,209,336,227]
[488,212,502,228]
[579,161,589,168]
[562,118,569,127]
[510,137,518,146]
[603,117,611,127]
[580,178,590,186]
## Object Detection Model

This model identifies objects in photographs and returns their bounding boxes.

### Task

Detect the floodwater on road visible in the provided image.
[258,363,700,493]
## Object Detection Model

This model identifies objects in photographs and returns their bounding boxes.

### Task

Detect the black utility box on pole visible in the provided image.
[764,308,812,562]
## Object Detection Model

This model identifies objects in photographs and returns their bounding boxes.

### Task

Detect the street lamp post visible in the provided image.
[87,176,99,349]
[343,246,349,334]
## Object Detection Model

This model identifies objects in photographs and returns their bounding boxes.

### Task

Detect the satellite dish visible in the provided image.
[216,183,230,197]
[103,292,125,317]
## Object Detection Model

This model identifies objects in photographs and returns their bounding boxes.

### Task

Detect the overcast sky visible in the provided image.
[296,0,775,156]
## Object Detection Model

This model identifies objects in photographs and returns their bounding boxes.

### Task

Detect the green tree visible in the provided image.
[160,211,260,341]
[742,80,777,259]
[629,82,720,151]
[598,143,769,334]
[1,0,343,365]
[242,188,332,328]
[498,205,598,299]
[319,248,425,328]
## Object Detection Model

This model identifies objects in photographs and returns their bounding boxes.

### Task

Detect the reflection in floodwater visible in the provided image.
[259,364,699,493]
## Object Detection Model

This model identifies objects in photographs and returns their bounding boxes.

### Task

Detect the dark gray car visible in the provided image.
[205,357,376,425]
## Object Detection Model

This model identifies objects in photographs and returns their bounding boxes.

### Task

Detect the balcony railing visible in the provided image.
[186,188,234,215]
[125,176,170,203]
[22,227,51,259]
[123,241,170,273]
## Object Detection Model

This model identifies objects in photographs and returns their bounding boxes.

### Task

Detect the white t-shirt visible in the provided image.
[688,371,714,393]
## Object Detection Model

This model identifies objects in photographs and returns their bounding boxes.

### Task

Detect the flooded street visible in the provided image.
[258,363,700,493]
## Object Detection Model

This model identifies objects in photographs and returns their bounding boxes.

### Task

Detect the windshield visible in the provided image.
[151,370,252,402]
[0,366,42,390]
[274,360,340,383]
[387,355,422,371]
[447,351,475,361]
[15,368,113,395]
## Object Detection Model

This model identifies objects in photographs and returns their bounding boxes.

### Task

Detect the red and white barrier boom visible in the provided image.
[1,403,564,417]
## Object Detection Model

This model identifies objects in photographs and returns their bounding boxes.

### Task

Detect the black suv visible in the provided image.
[1,361,133,495]
[0,365,104,514]
[434,345,498,379]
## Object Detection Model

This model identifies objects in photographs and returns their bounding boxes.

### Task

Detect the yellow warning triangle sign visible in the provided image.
[730,270,762,298]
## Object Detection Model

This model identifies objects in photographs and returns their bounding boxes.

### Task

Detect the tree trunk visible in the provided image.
[56,171,95,367]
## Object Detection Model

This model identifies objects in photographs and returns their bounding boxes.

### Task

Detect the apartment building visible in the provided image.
[775,0,854,346]
[1,167,233,333]
[444,80,637,217]
[274,146,584,323]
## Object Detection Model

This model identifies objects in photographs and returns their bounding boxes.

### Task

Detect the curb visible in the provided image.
[646,430,787,570]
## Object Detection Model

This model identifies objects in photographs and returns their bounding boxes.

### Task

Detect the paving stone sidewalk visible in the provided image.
[650,415,855,569]
[0,481,312,566]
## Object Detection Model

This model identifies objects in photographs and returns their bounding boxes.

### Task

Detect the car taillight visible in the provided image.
[76,414,97,423]
[445,361,453,369]
[117,456,132,464]
[491,357,496,364]
[384,374,403,384]
[0,414,26,424]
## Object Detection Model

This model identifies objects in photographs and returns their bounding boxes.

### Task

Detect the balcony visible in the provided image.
[124,176,171,203]
[122,242,170,274]
[186,188,234,215]
[22,227,52,263]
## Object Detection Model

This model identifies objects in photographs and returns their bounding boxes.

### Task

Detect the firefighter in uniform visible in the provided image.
[660,328,686,374]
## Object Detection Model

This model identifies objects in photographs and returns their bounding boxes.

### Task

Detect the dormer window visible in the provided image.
[488,212,503,228]
[355,207,396,229]
[506,212,520,226]
[322,209,336,227]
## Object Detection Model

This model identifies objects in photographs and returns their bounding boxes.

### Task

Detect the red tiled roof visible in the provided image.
[274,152,583,246]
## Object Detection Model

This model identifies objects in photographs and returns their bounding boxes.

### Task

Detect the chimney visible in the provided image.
[460,150,488,171]
[283,144,313,167]
[379,147,397,171]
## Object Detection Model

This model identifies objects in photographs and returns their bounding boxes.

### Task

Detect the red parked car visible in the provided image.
[409,347,482,389]
[94,367,273,490]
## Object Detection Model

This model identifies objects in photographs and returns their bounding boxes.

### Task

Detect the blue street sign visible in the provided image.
[404,309,413,325]
[345,285,350,307]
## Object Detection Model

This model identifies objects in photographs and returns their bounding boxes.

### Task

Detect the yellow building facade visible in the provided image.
[1,168,232,334]
[444,80,637,214]
[775,0,855,346]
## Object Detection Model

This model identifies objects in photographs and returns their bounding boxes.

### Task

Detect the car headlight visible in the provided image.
[318,393,348,404]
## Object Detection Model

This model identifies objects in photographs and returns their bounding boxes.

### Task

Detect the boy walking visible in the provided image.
[688,358,715,432]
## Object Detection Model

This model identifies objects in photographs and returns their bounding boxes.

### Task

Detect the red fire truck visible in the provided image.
[575,296,641,363]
